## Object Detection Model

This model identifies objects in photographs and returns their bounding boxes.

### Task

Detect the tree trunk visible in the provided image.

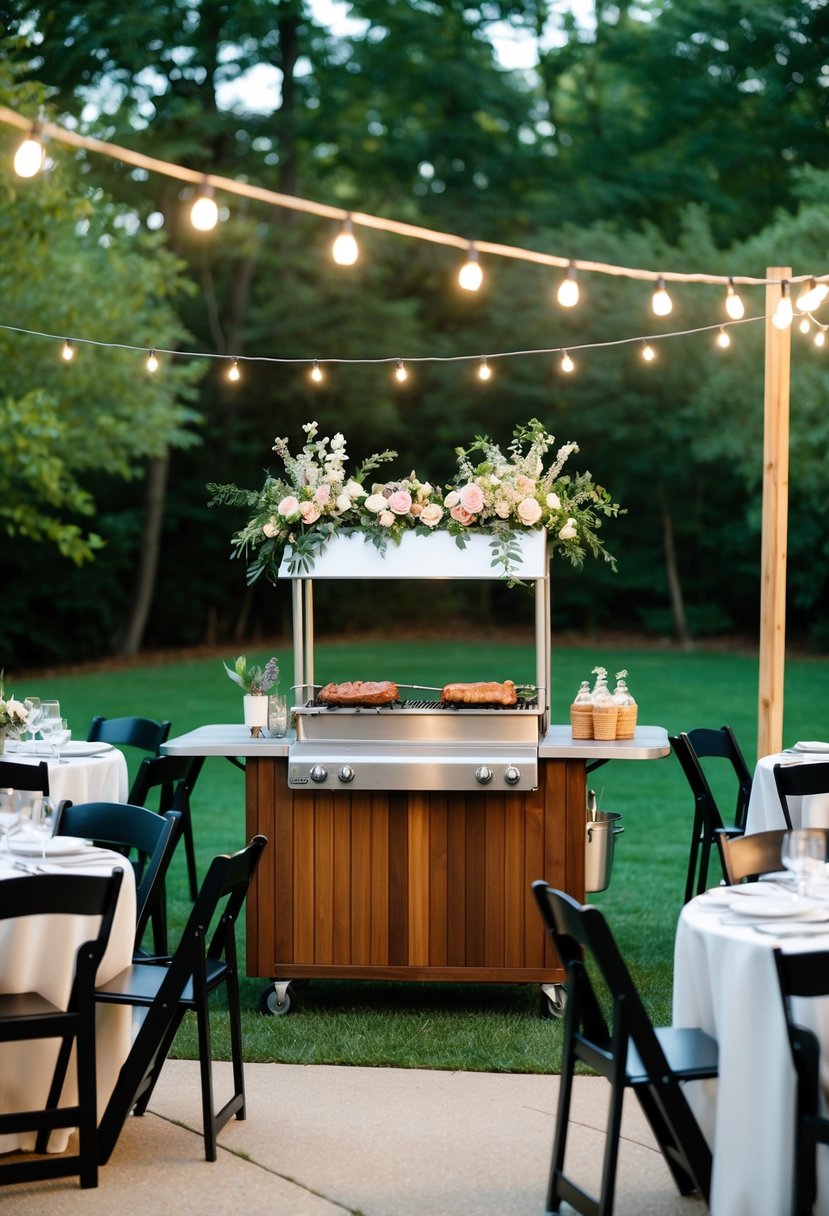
[659,493,692,649]
[113,454,170,656]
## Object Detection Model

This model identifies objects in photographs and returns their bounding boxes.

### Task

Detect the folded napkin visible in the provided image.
[794,741,829,753]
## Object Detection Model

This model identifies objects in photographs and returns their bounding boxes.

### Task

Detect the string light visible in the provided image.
[725,278,745,320]
[795,277,829,313]
[477,357,491,381]
[332,215,359,266]
[146,348,159,372]
[190,179,218,232]
[641,342,655,363]
[799,317,811,335]
[61,338,74,361]
[13,120,45,178]
[560,350,575,374]
[310,360,323,383]
[394,359,408,383]
[458,245,483,292]
[556,261,579,308]
[815,330,826,348]
[651,276,673,317]
[227,357,240,381]
[772,281,793,330]
[716,327,731,349]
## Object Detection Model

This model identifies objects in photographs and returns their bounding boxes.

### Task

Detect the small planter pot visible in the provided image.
[243,694,269,737]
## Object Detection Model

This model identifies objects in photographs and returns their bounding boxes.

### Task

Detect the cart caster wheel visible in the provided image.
[260,982,293,1016]
[540,983,567,1019]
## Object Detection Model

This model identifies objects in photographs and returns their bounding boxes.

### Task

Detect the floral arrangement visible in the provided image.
[0,671,29,734]
[208,418,621,582]
[223,655,280,696]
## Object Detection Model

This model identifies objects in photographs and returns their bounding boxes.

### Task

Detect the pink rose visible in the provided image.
[278,495,300,517]
[450,504,474,526]
[420,503,443,527]
[388,489,413,515]
[314,484,331,505]
[262,519,280,538]
[515,475,536,495]
[300,501,321,524]
[459,483,484,514]
[517,497,542,526]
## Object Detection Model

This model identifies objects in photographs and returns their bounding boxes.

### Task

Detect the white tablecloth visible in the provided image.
[0,847,136,1153]
[0,742,128,813]
[745,752,829,832]
[674,894,829,1215]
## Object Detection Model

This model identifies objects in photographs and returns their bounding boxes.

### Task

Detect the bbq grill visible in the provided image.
[285,530,550,793]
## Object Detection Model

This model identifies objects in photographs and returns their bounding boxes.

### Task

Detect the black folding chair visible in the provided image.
[532,881,717,1216]
[773,946,829,1216]
[671,726,751,902]
[87,715,171,756]
[773,762,829,831]
[0,869,123,1189]
[0,758,50,798]
[96,835,267,1163]
[53,801,182,957]
[128,754,204,901]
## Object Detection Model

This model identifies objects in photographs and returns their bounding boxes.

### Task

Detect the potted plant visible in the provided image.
[224,655,280,736]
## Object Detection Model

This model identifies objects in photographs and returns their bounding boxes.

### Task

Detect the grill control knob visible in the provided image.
[338,764,355,784]
[504,765,521,786]
[475,765,493,785]
[310,764,328,784]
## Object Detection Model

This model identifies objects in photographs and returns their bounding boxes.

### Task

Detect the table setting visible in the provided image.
[745,740,829,832]
[674,827,829,1214]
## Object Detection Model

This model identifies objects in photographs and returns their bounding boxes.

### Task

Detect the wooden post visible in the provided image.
[757,267,791,759]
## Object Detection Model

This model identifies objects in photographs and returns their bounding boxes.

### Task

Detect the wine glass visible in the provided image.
[23,698,42,753]
[781,829,825,899]
[51,718,71,763]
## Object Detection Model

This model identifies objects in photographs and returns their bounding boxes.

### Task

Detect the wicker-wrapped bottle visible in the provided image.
[570,680,594,739]
[592,680,619,741]
[612,671,638,739]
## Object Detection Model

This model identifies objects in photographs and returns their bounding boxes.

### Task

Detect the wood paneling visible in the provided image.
[246,758,586,985]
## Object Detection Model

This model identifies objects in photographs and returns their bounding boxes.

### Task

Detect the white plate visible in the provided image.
[727,894,816,919]
[59,741,113,757]
[6,835,92,857]
[794,741,829,753]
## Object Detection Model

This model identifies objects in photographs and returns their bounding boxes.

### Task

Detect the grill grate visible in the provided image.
[305,696,538,712]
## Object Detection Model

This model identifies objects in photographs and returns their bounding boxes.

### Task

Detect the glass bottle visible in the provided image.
[570,680,594,739]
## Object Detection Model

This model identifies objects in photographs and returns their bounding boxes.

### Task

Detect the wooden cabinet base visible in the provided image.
[245,758,585,987]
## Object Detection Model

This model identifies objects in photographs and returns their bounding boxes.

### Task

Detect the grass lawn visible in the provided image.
[15,635,829,1074]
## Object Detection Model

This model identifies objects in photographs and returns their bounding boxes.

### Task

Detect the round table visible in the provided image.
[0,741,129,818]
[745,751,829,832]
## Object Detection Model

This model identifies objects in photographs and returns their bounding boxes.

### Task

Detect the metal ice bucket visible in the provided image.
[585,810,624,894]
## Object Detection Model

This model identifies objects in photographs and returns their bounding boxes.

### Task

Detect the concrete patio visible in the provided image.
[1,1059,707,1215]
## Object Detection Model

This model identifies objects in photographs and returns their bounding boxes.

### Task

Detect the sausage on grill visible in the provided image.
[440,680,517,706]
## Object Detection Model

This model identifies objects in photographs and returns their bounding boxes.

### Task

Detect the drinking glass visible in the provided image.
[23,697,42,753]
[268,694,289,737]
[51,718,71,763]
[781,828,825,898]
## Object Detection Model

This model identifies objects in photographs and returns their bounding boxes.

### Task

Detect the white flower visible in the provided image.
[378,510,395,527]
[343,479,365,499]
[262,519,280,538]
[420,503,443,527]
[278,495,300,517]
[494,497,512,519]
[558,518,578,540]
[444,490,460,508]
[335,493,352,513]
[365,493,388,513]
[331,433,346,450]
[546,492,561,510]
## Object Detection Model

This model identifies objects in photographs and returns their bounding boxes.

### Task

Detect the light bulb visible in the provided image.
[717,327,731,349]
[458,246,483,292]
[641,342,655,363]
[796,277,829,313]
[146,349,159,373]
[332,216,359,266]
[190,181,218,232]
[560,351,575,374]
[772,282,793,330]
[816,330,826,348]
[310,360,323,383]
[477,358,491,381]
[13,125,45,179]
[725,278,745,320]
[799,317,811,335]
[227,357,240,382]
[651,276,672,317]
[394,359,408,383]
[61,338,74,362]
[556,262,580,308]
